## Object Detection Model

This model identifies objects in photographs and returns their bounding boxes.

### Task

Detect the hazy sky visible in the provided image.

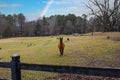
[0,0,89,21]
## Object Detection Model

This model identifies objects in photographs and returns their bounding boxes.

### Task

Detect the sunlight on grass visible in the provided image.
[0,32,120,79]
[0,32,120,67]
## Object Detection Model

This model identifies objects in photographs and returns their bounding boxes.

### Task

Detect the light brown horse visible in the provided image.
[58,37,65,56]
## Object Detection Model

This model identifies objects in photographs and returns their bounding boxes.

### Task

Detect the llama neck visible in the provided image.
[60,40,62,44]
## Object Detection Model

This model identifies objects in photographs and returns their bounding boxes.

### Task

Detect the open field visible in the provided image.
[0,32,120,79]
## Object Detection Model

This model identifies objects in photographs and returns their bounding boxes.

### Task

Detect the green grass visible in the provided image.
[0,32,120,79]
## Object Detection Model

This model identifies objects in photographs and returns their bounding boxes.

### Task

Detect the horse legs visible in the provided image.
[59,48,64,56]
[59,49,62,56]
[60,49,64,56]
[61,50,63,56]
[61,48,64,56]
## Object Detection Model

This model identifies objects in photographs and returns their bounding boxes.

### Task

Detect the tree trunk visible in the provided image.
[0,32,3,38]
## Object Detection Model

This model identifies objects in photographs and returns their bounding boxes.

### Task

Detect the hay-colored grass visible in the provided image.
[0,32,120,79]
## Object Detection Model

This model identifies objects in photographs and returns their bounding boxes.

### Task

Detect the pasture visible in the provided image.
[0,32,120,79]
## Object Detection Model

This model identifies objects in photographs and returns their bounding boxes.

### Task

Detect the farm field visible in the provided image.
[0,32,120,79]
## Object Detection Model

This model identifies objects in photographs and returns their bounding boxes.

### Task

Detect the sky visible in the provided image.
[0,0,89,21]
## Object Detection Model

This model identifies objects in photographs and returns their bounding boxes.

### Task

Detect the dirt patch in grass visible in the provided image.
[106,36,120,41]
[44,74,120,80]
[112,37,120,41]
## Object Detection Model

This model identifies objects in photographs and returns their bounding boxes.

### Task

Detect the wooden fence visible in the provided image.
[0,54,120,80]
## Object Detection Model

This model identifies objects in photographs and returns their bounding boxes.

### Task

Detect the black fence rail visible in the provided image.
[0,54,120,80]
[0,62,11,68]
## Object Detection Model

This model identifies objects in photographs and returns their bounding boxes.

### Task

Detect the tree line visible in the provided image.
[0,13,89,37]
[0,0,120,38]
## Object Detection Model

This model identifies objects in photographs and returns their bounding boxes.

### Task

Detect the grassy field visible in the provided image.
[0,32,120,79]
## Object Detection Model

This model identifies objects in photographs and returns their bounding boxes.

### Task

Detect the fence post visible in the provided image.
[11,54,21,80]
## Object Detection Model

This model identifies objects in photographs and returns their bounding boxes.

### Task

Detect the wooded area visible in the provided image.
[0,0,120,38]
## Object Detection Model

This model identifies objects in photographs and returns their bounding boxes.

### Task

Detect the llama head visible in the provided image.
[59,37,63,42]
[60,37,63,40]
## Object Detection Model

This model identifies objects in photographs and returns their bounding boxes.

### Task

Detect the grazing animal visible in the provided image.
[58,37,65,56]
[67,38,70,41]
[0,48,1,50]
[107,36,110,39]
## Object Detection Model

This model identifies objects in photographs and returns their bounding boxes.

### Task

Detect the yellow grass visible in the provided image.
[0,32,120,79]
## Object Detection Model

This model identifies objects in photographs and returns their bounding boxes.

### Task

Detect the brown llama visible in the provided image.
[58,37,65,56]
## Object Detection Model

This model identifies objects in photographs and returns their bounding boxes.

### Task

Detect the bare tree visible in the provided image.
[75,17,83,33]
[24,21,36,36]
[48,16,57,35]
[0,14,8,38]
[87,0,120,32]
[82,14,87,33]
[18,13,25,36]
[64,20,74,34]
